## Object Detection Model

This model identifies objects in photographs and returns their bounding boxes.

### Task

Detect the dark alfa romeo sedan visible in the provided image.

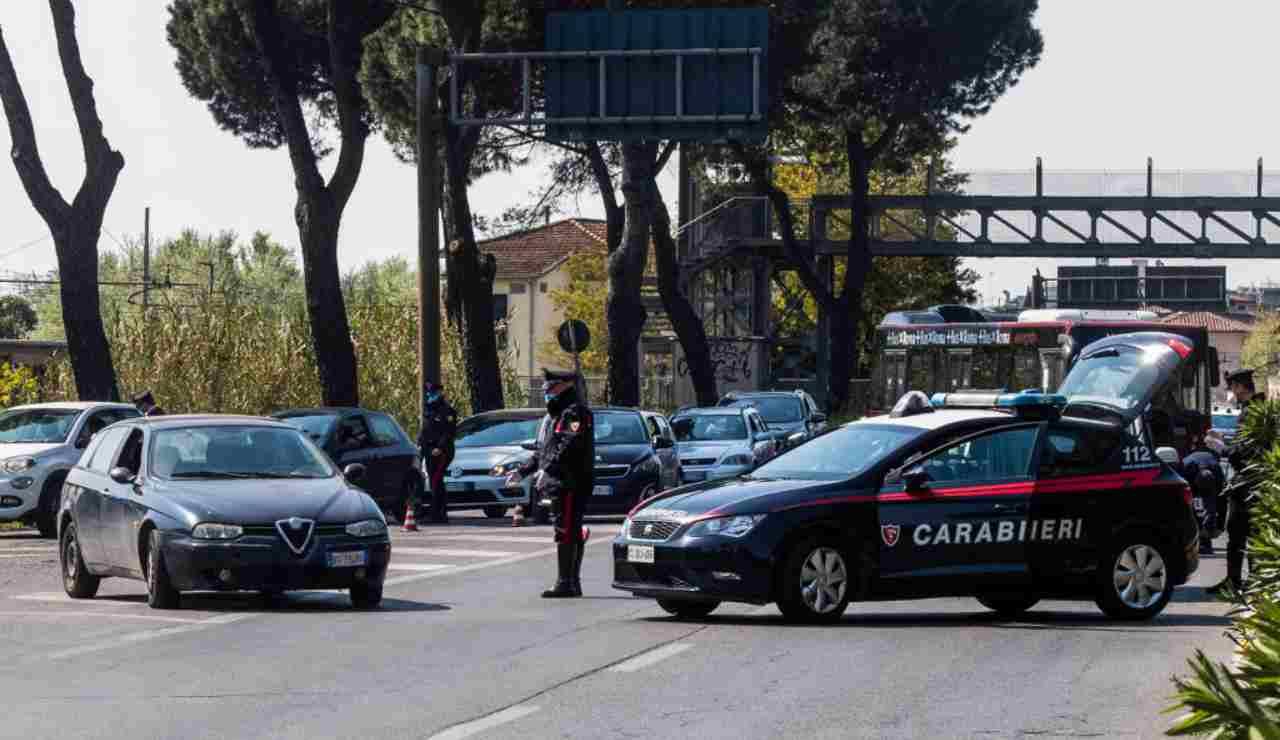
[58,416,391,609]
[615,332,1201,624]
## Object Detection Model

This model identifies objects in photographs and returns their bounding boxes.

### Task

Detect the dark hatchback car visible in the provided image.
[58,416,391,609]
[560,408,679,516]
[719,390,827,450]
[273,408,422,516]
[616,332,1201,624]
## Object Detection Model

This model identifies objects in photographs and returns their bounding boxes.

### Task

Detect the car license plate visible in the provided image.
[684,471,705,482]
[445,482,471,492]
[627,545,654,564]
[592,485,612,496]
[327,550,367,568]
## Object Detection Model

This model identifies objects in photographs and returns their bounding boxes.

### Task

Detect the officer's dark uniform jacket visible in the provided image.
[1226,393,1265,503]
[520,403,593,544]
[145,406,166,417]
[417,401,459,461]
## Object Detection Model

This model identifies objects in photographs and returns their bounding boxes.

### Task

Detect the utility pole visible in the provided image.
[142,206,151,314]
[418,47,445,431]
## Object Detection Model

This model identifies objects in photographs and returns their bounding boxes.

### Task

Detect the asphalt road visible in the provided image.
[0,516,1236,740]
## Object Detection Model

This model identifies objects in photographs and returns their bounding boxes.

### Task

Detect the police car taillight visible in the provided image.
[930,391,1068,419]
[1180,485,1193,507]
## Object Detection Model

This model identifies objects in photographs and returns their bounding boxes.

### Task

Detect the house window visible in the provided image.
[493,294,509,322]
[510,283,527,294]
[540,282,548,293]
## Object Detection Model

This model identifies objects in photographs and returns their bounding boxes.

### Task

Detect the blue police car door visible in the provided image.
[878,424,1041,589]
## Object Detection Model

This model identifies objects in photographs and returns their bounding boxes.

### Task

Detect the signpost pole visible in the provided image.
[418,47,445,434]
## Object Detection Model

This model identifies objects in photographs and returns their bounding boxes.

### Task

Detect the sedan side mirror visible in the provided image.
[812,413,827,424]
[109,467,136,485]
[1154,447,1181,467]
[652,436,674,450]
[521,441,539,452]
[343,463,367,482]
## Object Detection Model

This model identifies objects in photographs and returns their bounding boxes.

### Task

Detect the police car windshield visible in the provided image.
[728,397,802,423]
[455,416,541,448]
[672,414,748,442]
[595,412,649,445]
[751,424,919,481]
[1056,345,1160,411]
[0,408,80,444]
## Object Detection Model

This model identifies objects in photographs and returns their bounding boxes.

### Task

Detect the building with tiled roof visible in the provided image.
[1159,311,1257,403]
[480,218,608,385]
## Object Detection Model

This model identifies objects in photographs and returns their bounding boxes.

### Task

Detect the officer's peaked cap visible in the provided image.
[1225,368,1256,386]
[542,368,578,384]
[132,390,155,406]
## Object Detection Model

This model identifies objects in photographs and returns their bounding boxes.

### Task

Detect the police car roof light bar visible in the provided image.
[930,391,1068,419]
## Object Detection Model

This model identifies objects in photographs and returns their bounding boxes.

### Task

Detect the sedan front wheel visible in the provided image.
[146,530,181,610]
[60,522,99,599]
[777,537,852,624]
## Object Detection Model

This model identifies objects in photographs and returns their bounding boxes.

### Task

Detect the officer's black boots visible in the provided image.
[568,543,585,597]
[542,545,578,598]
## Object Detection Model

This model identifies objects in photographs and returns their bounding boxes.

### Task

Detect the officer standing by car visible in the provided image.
[1210,368,1266,595]
[418,382,458,525]
[133,391,165,417]
[1182,434,1225,555]
[507,369,593,598]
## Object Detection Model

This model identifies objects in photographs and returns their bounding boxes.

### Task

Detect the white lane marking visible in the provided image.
[389,545,514,555]
[0,545,57,552]
[423,534,558,545]
[386,563,453,573]
[608,641,695,673]
[0,552,57,559]
[42,613,252,662]
[427,705,541,740]
[384,535,613,588]
[0,610,199,624]
[14,593,134,607]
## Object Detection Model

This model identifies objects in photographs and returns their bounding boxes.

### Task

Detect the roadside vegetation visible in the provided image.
[1168,400,1280,738]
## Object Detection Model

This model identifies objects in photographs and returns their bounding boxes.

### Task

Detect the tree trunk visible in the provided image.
[829,133,875,414]
[650,182,717,407]
[0,2,123,401]
[442,121,504,413]
[606,142,657,406]
[297,194,359,406]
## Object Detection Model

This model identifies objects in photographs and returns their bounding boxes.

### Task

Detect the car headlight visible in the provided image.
[788,432,805,444]
[2,457,36,474]
[10,477,34,490]
[490,461,523,477]
[686,514,766,538]
[191,523,243,540]
[720,454,753,467]
[346,519,388,538]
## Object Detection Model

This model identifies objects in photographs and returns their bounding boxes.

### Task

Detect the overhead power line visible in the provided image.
[0,233,52,262]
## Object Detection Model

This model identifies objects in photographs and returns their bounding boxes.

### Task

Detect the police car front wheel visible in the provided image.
[1095,534,1173,620]
[777,537,853,624]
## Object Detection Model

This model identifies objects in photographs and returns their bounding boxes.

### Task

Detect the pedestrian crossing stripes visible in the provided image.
[386,563,453,572]
[392,547,518,558]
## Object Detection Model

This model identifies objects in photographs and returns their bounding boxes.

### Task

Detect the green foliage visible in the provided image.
[1168,399,1280,738]
[0,295,37,339]
[539,246,610,377]
[0,363,38,408]
[1243,315,1280,376]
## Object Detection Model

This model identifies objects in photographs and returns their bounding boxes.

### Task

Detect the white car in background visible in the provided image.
[0,402,140,536]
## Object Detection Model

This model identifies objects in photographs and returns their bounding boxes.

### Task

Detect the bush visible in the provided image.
[0,363,38,408]
[1168,399,1280,738]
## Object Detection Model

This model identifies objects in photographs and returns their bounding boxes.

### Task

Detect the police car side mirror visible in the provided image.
[1154,447,1180,467]
[901,465,931,492]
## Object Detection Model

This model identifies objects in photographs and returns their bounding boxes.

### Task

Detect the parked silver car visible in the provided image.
[670,406,780,484]
[0,402,141,536]
[440,409,542,520]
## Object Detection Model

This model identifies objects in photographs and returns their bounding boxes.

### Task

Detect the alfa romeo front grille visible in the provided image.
[629,520,681,541]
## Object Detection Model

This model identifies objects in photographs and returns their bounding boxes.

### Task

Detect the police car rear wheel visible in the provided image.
[976,595,1039,617]
[777,538,852,624]
[657,599,720,619]
[1096,537,1172,620]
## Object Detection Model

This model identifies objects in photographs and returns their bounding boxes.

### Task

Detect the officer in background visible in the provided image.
[417,382,458,525]
[133,391,165,417]
[1210,368,1266,595]
[508,369,593,598]
[1182,435,1225,555]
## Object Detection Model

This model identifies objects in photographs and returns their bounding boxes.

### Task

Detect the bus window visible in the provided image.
[883,351,907,406]
[1040,350,1064,391]
[1011,347,1042,392]
[908,349,936,395]
[972,348,1001,390]
[947,350,972,390]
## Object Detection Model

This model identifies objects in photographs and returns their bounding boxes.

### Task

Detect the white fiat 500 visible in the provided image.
[0,402,140,536]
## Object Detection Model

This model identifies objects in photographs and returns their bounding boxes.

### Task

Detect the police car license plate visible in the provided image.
[627,545,654,564]
[592,485,612,496]
[327,550,367,568]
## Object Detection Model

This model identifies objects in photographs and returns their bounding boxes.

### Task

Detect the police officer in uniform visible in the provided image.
[417,382,458,524]
[1182,435,1225,555]
[1210,368,1266,595]
[508,369,592,598]
[133,391,165,417]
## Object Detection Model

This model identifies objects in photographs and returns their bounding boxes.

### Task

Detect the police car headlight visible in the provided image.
[2,457,36,474]
[686,514,766,538]
[720,454,753,467]
[191,523,243,540]
[346,519,388,538]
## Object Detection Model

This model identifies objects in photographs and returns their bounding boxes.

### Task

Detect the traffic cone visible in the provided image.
[403,500,419,532]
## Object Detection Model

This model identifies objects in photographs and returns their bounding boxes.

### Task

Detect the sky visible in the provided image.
[2,1,1280,306]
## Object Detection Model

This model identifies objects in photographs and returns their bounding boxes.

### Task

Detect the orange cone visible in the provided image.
[403,500,419,532]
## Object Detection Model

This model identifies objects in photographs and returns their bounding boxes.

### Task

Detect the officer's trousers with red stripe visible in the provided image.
[551,489,586,545]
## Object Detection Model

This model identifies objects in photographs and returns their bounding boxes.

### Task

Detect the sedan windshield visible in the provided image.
[594,413,649,445]
[731,397,802,424]
[455,416,542,448]
[672,415,748,442]
[751,424,920,481]
[150,426,334,480]
[0,408,80,444]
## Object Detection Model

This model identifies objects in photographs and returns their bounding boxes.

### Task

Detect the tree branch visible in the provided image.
[325,0,371,211]
[586,141,619,216]
[236,0,326,196]
[654,139,677,174]
[49,0,119,179]
[866,115,904,162]
[0,24,69,225]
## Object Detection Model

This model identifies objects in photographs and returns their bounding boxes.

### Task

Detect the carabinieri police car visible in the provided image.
[614,332,1201,623]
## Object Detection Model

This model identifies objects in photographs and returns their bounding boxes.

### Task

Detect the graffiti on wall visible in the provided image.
[677,339,756,384]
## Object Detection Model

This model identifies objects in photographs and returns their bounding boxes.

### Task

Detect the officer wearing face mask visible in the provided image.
[1209,368,1266,595]
[507,369,593,598]
[417,382,458,525]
